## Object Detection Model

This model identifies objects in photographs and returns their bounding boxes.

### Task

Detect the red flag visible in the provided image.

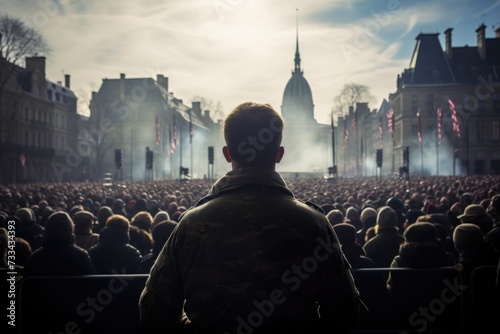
[437,108,442,144]
[155,117,160,146]
[352,111,358,135]
[449,99,460,138]
[379,116,383,148]
[189,110,193,144]
[417,112,422,143]
[343,119,349,149]
[387,108,394,138]
[19,153,26,167]
[170,116,177,154]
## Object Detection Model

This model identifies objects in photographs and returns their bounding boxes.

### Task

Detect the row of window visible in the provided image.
[24,107,67,128]
[15,130,67,151]
[410,93,500,115]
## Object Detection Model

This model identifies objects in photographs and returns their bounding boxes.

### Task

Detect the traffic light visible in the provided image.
[208,146,214,164]
[115,149,122,169]
[180,167,189,176]
[146,147,153,170]
[376,149,383,168]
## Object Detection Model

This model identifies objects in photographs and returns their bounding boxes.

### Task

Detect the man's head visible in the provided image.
[223,102,284,169]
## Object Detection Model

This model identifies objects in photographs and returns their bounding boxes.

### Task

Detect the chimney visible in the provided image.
[156,74,169,92]
[191,101,202,116]
[64,74,70,88]
[119,73,125,100]
[476,23,486,60]
[348,105,353,115]
[204,110,210,120]
[444,28,453,59]
[496,27,500,38]
[25,56,46,78]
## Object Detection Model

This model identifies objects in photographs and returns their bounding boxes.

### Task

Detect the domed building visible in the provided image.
[278,26,330,175]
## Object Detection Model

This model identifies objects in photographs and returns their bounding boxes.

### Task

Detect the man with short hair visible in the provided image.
[139,102,360,333]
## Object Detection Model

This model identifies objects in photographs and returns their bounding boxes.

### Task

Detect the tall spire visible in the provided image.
[294,8,301,72]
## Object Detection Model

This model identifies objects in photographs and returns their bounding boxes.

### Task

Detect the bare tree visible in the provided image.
[332,83,373,118]
[0,13,51,97]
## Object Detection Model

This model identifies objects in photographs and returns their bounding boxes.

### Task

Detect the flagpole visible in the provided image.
[436,133,439,176]
[331,113,336,176]
[179,123,183,179]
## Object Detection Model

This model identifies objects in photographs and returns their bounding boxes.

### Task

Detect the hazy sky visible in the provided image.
[2,0,500,124]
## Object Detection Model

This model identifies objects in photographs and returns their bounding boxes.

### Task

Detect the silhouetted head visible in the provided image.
[223,102,284,169]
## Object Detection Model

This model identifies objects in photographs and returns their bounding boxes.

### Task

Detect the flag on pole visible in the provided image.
[437,107,442,144]
[417,112,422,143]
[19,153,26,168]
[155,117,160,146]
[352,111,358,135]
[170,115,177,154]
[189,110,194,144]
[449,99,460,138]
[379,116,383,148]
[387,108,394,138]
[343,119,349,149]
[330,113,334,133]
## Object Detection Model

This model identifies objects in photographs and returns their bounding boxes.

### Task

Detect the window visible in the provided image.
[493,121,500,141]
[411,95,418,114]
[426,94,434,115]
[477,121,484,142]
[25,108,28,121]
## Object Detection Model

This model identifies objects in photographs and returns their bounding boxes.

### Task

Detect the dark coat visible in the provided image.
[363,228,405,268]
[23,237,96,276]
[88,226,141,274]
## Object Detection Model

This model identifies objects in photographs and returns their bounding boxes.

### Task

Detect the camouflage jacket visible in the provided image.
[139,167,359,333]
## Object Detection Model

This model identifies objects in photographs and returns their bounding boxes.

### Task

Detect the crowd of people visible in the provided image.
[1,174,499,279]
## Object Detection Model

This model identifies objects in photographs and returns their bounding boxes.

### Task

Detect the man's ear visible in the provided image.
[275,146,284,163]
[222,146,232,163]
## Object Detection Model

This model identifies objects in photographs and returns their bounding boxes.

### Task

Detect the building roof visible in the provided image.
[96,76,208,130]
[398,25,500,88]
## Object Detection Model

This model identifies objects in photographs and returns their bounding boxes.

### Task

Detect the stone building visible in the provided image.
[389,24,500,176]
[0,56,79,183]
[87,73,219,181]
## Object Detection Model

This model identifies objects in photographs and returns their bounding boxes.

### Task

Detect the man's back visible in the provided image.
[140,168,359,333]
[139,102,359,334]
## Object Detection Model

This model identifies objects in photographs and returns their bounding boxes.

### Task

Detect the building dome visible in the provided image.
[280,26,315,124]
[282,70,313,106]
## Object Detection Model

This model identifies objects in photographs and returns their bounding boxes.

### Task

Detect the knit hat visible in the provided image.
[376,206,397,229]
[333,223,357,246]
[44,212,75,238]
[73,211,95,232]
[326,209,344,226]
[453,223,484,251]
[360,207,377,224]
[458,204,489,221]
[15,207,36,223]
[404,222,437,243]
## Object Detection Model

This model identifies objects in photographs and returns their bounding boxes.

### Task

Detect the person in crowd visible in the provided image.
[23,211,95,276]
[453,223,499,281]
[88,214,142,274]
[129,225,153,256]
[326,209,345,226]
[139,102,360,334]
[131,211,154,234]
[364,206,405,268]
[152,211,170,229]
[357,207,377,247]
[138,220,178,274]
[485,195,500,252]
[15,207,44,251]
[94,205,113,233]
[73,211,99,251]
[457,204,494,235]
[345,206,362,231]
[334,223,378,269]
